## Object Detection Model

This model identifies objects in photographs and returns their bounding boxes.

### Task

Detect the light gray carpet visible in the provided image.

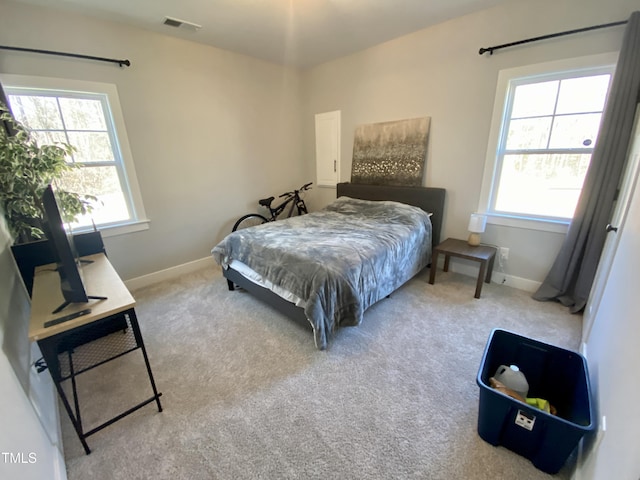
[61,266,582,479]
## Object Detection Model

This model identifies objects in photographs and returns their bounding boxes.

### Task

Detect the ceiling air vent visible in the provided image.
[163,16,202,32]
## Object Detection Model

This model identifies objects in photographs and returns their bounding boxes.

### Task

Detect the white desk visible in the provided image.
[29,253,162,454]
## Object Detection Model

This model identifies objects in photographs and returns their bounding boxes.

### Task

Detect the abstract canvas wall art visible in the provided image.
[351,117,430,186]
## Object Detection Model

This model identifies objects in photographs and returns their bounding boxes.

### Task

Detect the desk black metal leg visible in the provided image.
[37,308,162,455]
[68,349,84,435]
[128,310,163,412]
[38,340,92,454]
[52,369,92,455]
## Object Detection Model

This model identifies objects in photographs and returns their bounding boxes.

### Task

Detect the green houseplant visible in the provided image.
[0,103,93,244]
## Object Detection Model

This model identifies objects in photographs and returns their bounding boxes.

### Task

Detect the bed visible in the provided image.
[211,182,446,349]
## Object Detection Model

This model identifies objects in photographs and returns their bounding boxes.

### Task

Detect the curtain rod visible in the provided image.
[0,45,130,67]
[479,20,628,55]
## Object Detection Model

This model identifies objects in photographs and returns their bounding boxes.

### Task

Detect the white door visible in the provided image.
[580,123,640,479]
[315,111,341,187]
[582,106,640,343]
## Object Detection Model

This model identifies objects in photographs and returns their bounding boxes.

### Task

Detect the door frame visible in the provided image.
[582,106,640,344]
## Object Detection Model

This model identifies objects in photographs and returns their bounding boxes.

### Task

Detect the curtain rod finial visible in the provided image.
[478,47,492,55]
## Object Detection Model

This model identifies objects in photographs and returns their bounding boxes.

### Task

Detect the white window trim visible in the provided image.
[477,52,619,233]
[0,73,149,237]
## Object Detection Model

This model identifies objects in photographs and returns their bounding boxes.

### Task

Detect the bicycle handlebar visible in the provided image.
[278,182,313,198]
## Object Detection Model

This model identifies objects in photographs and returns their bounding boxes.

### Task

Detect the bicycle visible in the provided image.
[232,182,312,232]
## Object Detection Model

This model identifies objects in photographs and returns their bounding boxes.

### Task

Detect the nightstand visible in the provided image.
[428,237,497,299]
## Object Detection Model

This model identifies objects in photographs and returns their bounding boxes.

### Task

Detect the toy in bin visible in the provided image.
[493,365,528,398]
[489,365,557,415]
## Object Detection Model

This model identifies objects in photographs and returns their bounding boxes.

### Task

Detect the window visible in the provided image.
[478,54,617,232]
[1,75,147,236]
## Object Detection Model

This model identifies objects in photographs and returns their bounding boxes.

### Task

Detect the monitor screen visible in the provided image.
[41,184,89,311]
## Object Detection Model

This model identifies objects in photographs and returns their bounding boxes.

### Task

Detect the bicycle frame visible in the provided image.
[268,192,305,219]
[262,183,311,220]
[232,183,311,232]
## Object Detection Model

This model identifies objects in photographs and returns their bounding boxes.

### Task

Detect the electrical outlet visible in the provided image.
[499,247,509,261]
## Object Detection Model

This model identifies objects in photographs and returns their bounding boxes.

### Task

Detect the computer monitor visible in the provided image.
[41,184,89,313]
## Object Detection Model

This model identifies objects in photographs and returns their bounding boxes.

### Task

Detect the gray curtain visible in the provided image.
[533,11,640,312]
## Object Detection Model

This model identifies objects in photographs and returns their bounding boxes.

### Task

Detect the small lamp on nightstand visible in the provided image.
[468,213,487,246]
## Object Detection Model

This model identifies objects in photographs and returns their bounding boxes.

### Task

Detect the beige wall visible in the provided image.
[0,0,305,281]
[301,0,639,285]
[1,0,638,286]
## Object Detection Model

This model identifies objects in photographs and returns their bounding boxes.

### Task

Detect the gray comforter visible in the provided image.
[212,196,433,349]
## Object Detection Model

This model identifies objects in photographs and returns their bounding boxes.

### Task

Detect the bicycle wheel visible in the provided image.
[232,214,269,232]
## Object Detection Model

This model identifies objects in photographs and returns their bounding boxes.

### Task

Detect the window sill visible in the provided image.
[486,213,569,234]
[73,219,150,238]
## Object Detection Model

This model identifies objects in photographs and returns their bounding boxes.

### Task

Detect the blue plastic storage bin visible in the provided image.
[476,329,595,474]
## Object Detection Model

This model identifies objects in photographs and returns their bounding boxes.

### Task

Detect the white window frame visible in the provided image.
[477,53,618,233]
[0,74,149,237]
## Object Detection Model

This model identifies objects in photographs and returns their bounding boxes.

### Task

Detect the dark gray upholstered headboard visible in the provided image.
[336,182,446,248]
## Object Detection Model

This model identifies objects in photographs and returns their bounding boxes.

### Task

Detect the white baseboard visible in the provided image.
[54,448,67,480]
[447,262,541,293]
[124,256,216,291]
[125,256,542,293]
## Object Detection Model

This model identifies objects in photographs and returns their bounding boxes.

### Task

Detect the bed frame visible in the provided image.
[223,182,446,330]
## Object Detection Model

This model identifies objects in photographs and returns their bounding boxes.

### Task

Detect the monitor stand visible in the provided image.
[52,295,108,315]
[51,258,107,314]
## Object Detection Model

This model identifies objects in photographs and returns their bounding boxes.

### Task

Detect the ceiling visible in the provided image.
[11,0,515,68]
